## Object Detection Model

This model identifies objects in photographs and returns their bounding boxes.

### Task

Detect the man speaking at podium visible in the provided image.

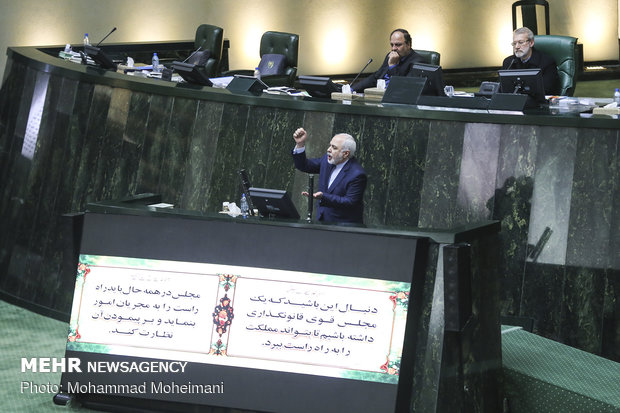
[352,28,422,93]
[291,128,367,224]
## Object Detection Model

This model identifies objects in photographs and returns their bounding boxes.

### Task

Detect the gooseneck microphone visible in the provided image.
[506,57,517,70]
[182,38,208,64]
[96,27,117,47]
[350,58,373,88]
[306,174,314,222]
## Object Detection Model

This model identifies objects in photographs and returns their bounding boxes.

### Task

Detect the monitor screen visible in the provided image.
[382,76,426,105]
[407,63,445,96]
[249,187,300,219]
[298,76,342,98]
[84,45,117,70]
[172,61,213,86]
[498,68,546,102]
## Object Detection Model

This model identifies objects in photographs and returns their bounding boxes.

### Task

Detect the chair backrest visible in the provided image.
[414,49,441,66]
[194,24,224,77]
[533,35,578,96]
[512,0,550,35]
[259,31,299,86]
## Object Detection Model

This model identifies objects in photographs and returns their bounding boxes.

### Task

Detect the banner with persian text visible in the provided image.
[68,254,411,384]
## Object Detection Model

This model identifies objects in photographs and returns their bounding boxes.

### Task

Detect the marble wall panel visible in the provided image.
[70,84,112,208]
[262,108,306,193]
[562,266,606,355]
[67,82,95,212]
[601,268,619,361]
[0,62,32,279]
[29,75,79,308]
[491,124,538,316]
[521,262,566,340]
[418,121,466,229]
[181,99,223,212]
[115,91,151,198]
[566,128,618,269]
[456,123,501,223]
[239,105,280,192]
[206,103,250,212]
[611,136,620,270]
[12,71,53,301]
[384,118,429,227]
[93,87,132,202]
[527,126,578,266]
[158,96,197,206]
[134,94,173,196]
[353,114,398,226]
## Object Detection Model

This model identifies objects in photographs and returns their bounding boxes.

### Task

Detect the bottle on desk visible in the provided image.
[83,33,90,46]
[254,67,261,80]
[614,88,620,105]
[240,194,249,218]
[152,53,160,73]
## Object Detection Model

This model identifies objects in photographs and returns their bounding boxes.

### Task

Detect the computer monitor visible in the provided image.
[84,45,117,70]
[408,63,445,96]
[298,76,342,98]
[498,68,546,102]
[249,187,300,219]
[172,61,213,86]
[381,76,426,105]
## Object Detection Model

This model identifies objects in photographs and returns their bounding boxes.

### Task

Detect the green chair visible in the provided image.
[224,31,299,87]
[512,0,550,35]
[533,35,578,96]
[192,24,224,77]
[414,49,440,66]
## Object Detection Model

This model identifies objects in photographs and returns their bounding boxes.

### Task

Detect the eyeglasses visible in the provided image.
[511,40,531,47]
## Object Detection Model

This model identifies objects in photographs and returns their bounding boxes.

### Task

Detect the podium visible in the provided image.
[54,196,501,412]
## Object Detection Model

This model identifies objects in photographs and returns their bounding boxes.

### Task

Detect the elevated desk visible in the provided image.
[0,42,618,373]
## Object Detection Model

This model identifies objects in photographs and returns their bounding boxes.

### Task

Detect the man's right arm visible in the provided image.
[292,127,321,173]
[292,149,321,174]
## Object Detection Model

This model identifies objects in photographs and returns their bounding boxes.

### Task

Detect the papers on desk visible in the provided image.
[263,86,306,96]
[453,90,474,97]
[59,50,95,65]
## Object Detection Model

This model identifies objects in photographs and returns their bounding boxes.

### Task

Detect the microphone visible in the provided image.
[96,27,117,47]
[182,39,209,64]
[350,58,373,88]
[306,174,314,222]
[506,57,517,70]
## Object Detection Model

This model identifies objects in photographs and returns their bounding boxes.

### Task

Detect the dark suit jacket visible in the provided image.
[292,150,367,224]
[502,47,560,95]
[352,50,422,92]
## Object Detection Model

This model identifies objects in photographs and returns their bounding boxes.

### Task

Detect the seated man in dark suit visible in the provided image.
[351,28,422,93]
[502,27,560,95]
[291,127,367,224]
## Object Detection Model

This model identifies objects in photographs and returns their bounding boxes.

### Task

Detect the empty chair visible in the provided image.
[414,49,441,66]
[224,31,299,87]
[533,35,578,96]
[512,0,550,35]
[191,24,224,77]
